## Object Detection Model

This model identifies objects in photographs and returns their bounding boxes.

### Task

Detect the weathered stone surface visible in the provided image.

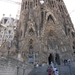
[0,0,75,67]
[14,0,75,65]
[0,57,33,75]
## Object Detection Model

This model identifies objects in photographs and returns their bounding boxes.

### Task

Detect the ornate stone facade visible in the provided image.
[0,0,75,65]
[16,0,75,64]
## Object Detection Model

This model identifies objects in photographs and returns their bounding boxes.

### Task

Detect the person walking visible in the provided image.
[54,69,59,75]
[51,61,55,71]
[47,67,52,75]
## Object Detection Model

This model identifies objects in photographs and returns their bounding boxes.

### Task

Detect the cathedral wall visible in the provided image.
[16,0,75,64]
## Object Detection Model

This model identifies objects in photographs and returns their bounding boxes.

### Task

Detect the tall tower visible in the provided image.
[18,0,74,64]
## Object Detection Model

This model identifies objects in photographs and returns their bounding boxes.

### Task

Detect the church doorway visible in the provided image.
[48,54,54,64]
[55,53,60,65]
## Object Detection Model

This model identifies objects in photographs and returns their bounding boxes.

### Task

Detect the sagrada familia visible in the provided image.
[0,0,75,65]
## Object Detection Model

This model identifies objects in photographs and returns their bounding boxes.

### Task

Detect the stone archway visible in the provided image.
[55,53,60,65]
[48,53,54,64]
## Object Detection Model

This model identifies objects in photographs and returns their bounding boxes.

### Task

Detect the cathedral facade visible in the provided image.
[17,0,75,64]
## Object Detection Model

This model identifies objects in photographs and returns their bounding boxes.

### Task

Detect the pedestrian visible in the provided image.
[54,69,59,75]
[47,67,52,75]
[34,61,37,67]
[67,59,70,64]
[36,63,39,68]
[51,61,55,71]
[64,59,67,65]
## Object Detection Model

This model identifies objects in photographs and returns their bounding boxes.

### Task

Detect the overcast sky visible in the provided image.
[63,0,75,28]
[0,0,75,28]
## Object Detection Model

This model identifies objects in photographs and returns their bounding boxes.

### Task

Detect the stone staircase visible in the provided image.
[0,57,34,75]
[28,61,75,75]
[57,65,71,75]
[0,57,75,75]
[56,62,75,75]
[28,66,48,75]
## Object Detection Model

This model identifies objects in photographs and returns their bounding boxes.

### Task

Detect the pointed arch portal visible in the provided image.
[55,53,60,65]
[48,54,54,64]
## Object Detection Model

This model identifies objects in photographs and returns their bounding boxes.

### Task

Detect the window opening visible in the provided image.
[9,30,11,34]
[41,11,44,23]
[25,1,27,5]
[73,46,75,49]
[72,32,75,37]
[4,19,7,24]
[29,45,33,56]
[30,2,32,8]
[29,28,34,35]
[47,15,54,23]
[29,39,33,44]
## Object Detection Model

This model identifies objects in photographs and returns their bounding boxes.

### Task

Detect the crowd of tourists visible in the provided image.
[33,61,59,75]
[47,62,59,75]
